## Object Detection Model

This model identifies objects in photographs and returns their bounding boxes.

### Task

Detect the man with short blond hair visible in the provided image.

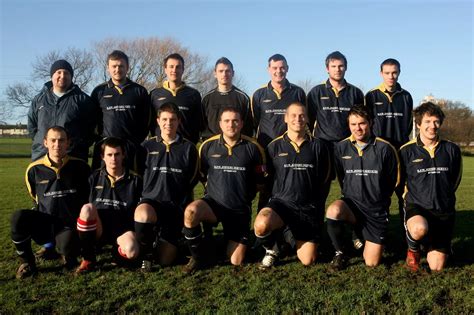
[254,102,329,269]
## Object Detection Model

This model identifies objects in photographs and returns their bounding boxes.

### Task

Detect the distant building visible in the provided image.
[0,124,28,137]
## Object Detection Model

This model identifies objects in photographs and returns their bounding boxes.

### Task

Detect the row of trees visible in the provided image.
[429,98,474,145]
[1,37,472,144]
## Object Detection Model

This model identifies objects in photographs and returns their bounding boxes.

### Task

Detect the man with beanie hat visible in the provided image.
[27,59,96,161]
[50,60,74,78]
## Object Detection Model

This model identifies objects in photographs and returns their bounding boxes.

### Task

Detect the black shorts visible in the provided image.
[202,196,250,245]
[266,198,322,243]
[342,198,388,245]
[11,209,79,257]
[139,199,183,246]
[404,203,455,253]
[321,139,337,181]
[97,209,133,245]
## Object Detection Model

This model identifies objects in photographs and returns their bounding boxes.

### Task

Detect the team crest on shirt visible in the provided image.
[278,153,288,157]
[412,158,424,163]
[103,95,113,98]
[95,185,104,190]
[342,156,352,159]
[38,180,49,184]
[211,154,221,158]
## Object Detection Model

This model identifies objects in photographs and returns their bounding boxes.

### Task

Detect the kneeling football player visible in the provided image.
[76,137,142,273]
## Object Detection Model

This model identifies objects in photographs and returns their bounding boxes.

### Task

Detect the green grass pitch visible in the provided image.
[0,142,472,313]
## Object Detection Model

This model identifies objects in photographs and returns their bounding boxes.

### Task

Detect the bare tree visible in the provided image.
[0,100,12,124]
[31,47,95,91]
[296,78,318,94]
[5,82,38,111]
[5,47,96,120]
[92,37,214,93]
[5,37,214,121]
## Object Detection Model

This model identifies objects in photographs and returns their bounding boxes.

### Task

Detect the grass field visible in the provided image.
[0,137,31,157]
[0,150,473,312]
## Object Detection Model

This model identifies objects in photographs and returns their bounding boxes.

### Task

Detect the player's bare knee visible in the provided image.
[230,255,244,266]
[229,248,245,265]
[79,203,96,220]
[326,202,343,219]
[301,259,314,266]
[427,255,446,271]
[299,255,316,266]
[134,204,154,223]
[184,205,199,226]
[428,261,445,272]
[123,243,139,259]
[411,224,428,240]
[117,232,139,259]
[254,218,270,237]
[365,259,380,267]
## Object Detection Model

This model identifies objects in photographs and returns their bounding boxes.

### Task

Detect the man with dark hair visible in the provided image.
[325,105,399,271]
[91,50,151,173]
[254,102,329,268]
[27,59,96,162]
[307,50,364,145]
[307,51,365,249]
[149,53,202,144]
[251,54,306,148]
[366,58,413,148]
[201,57,253,140]
[75,137,142,273]
[365,58,413,227]
[11,126,91,279]
[132,102,199,271]
[183,106,266,273]
[400,102,462,272]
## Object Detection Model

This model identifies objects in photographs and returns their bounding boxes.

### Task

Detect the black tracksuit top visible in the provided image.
[335,135,400,217]
[400,137,462,216]
[150,81,202,144]
[199,134,266,211]
[91,79,151,144]
[141,135,199,209]
[366,83,413,149]
[201,86,253,140]
[267,133,330,208]
[307,80,364,142]
[25,155,91,227]
[251,80,306,147]
[88,168,142,219]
